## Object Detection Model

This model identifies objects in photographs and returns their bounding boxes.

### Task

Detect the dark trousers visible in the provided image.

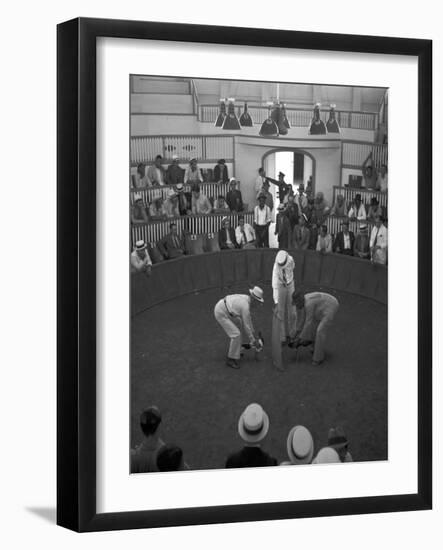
[255,224,269,248]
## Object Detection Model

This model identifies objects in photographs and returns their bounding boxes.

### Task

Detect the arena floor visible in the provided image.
[131,284,387,469]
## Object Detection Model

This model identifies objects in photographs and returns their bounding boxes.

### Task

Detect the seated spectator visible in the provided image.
[370,215,388,265]
[213,194,230,213]
[164,189,180,218]
[292,213,310,250]
[316,224,332,254]
[312,447,340,464]
[274,204,291,250]
[308,222,320,250]
[133,163,149,188]
[333,220,355,256]
[191,184,212,215]
[280,425,314,465]
[218,217,239,250]
[225,403,277,468]
[354,224,371,259]
[376,163,388,192]
[330,194,348,217]
[149,196,167,219]
[175,183,190,215]
[256,180,274,211]
[130,406,165,473]
[166,155,183,186]
[312,192,329,225]
[255,167,267,193]
[157,222,187,259]
[226,178,244,212]
[294,183,308,212]
[266,172,291,204]
[184,158,203,185]
[285,194,299,230]
[131,195,149,224]
[361,151,377,189]
[367,197,383,221]
[348,194,367,221]
[130,240,152,276]
[147,155,166,186]
[235,215,256,249]
[309,103,327,135]
[328,426,353,463]
[156,445,189,472]
[213,158,229,184]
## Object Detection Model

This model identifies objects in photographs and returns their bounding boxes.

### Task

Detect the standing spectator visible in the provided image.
[354,224,371,259]
[294,183,308,212]
[130,406,165,473]
[166,155,183,186]
[272,250,296,345]
[213,195,230,213]
[254,194,272,248]
[367,197,383,221]
[156,445,189,472]
[370,216,388,265]
[312,192,329,225]
[184,158,203,185]
[164,189,180,218]
[330,194,348,217]
[305,175,313,198]
[328,426,353,463]
[275,204,291,250]
[308,222,320,250]
[256,180,274,212]
[131,195,149,224]
[130,240,152,275]
[149,196,167,219]
[266,172,291,204]
[213,159,229,183]
[235,215,256,249]
[191,184,212,215]
[225,403,277,468]
[133,163,149,188]
[255,167,267,193]
[147,155,166,186]
[226,178,244,212]
[316,224,332,254]
[218,217,239,250]
[285,194,299,230]
[280,425,314,465]
[157,222,186,259]
[293,214,310,250]
[309,103,327,135]
[304,197,315,223]
[361,151,377,189]
[175,183,189,215]
[333,220,355,256]
[376,164,388,192]
[348,194,367,221]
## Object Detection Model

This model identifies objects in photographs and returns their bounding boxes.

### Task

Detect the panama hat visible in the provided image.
[287,425,314,465]
[238,403,269,443]
[327,427,349,450]
[135,240,147,251]
[249,286,264,303]
[312,447,340,464]
[276,250,288,266]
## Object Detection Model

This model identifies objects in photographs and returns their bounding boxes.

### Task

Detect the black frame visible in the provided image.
[57,17,432,532]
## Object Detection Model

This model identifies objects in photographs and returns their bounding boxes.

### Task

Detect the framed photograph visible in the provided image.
[57,17,432,532]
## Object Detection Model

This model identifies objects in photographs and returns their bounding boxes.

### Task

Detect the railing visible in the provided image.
[130,135,234,164]
[130,181,230,205]
[200,105,378,131]
[325,216,375,238]
[332,186,388,209]
[342,141,388,168]
[131,212,255,247]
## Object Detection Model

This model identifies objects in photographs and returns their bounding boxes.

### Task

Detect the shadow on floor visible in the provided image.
[26,507,56,524]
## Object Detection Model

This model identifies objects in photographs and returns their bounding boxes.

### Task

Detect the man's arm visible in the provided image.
[361,151,372,175]
[241,303,256,344]
[272,265,279,305]
[326,235,333,253]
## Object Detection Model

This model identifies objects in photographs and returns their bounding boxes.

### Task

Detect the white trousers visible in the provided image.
[276,281,295,341]
[214,300,249,360]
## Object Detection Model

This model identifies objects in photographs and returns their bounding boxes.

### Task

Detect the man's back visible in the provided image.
[226,446,277,468]
[305,292,338,320]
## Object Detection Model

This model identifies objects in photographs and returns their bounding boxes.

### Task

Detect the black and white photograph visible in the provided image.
[129,76,388,473]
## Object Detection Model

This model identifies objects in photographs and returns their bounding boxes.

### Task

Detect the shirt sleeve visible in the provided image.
[272,264,279,304]
[240,302,255,343]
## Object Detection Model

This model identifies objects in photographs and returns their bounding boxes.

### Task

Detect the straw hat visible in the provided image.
[249,286,264,303]
[312,447,340,464]
[135,240,147,251]
[238,403,269,443]
[286,425,314,464]
[276,250,288,266]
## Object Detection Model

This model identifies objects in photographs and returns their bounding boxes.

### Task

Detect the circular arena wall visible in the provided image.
[131,249,387,316]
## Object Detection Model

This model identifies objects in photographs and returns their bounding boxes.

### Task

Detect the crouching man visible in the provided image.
[290,290,339,366]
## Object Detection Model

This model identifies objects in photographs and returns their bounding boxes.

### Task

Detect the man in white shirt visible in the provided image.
[191,184,212,215]
[235,215,256,248]
[370,216,388,265]
[130,240,152,276]
[147,155,166,186]
[294,183,308,211]
[254,194,272,248]
[255,167,267,193]
[272,250,296,344]
[214,287,264,369]
[376,164,388,192]
[348,194,367,221]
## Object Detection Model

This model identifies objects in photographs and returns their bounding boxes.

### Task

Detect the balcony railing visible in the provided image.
[332,186,388,209]
[342,141,388,168]
[130,181,230,205]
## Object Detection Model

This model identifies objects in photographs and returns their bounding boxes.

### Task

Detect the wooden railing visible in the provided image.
[332,186,388,209]
[130,181,230,205]
[342,141,388,168]
[325,216,375,238]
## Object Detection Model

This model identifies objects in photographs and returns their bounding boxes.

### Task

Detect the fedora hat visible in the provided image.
[327,426,349,450]
[238,403,269,443]
[287,425,314,464]
[135,240,147,251]
[249,286,264,303]
[175,183,184,191]
[312,447,340,464]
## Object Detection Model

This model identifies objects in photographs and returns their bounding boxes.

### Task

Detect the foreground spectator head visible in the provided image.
[157,445,184,472]
[238,403,269,444]
[328,426,350,462]
[286,425,314,464]
[312,447,340,464]
[140,406,162,437]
